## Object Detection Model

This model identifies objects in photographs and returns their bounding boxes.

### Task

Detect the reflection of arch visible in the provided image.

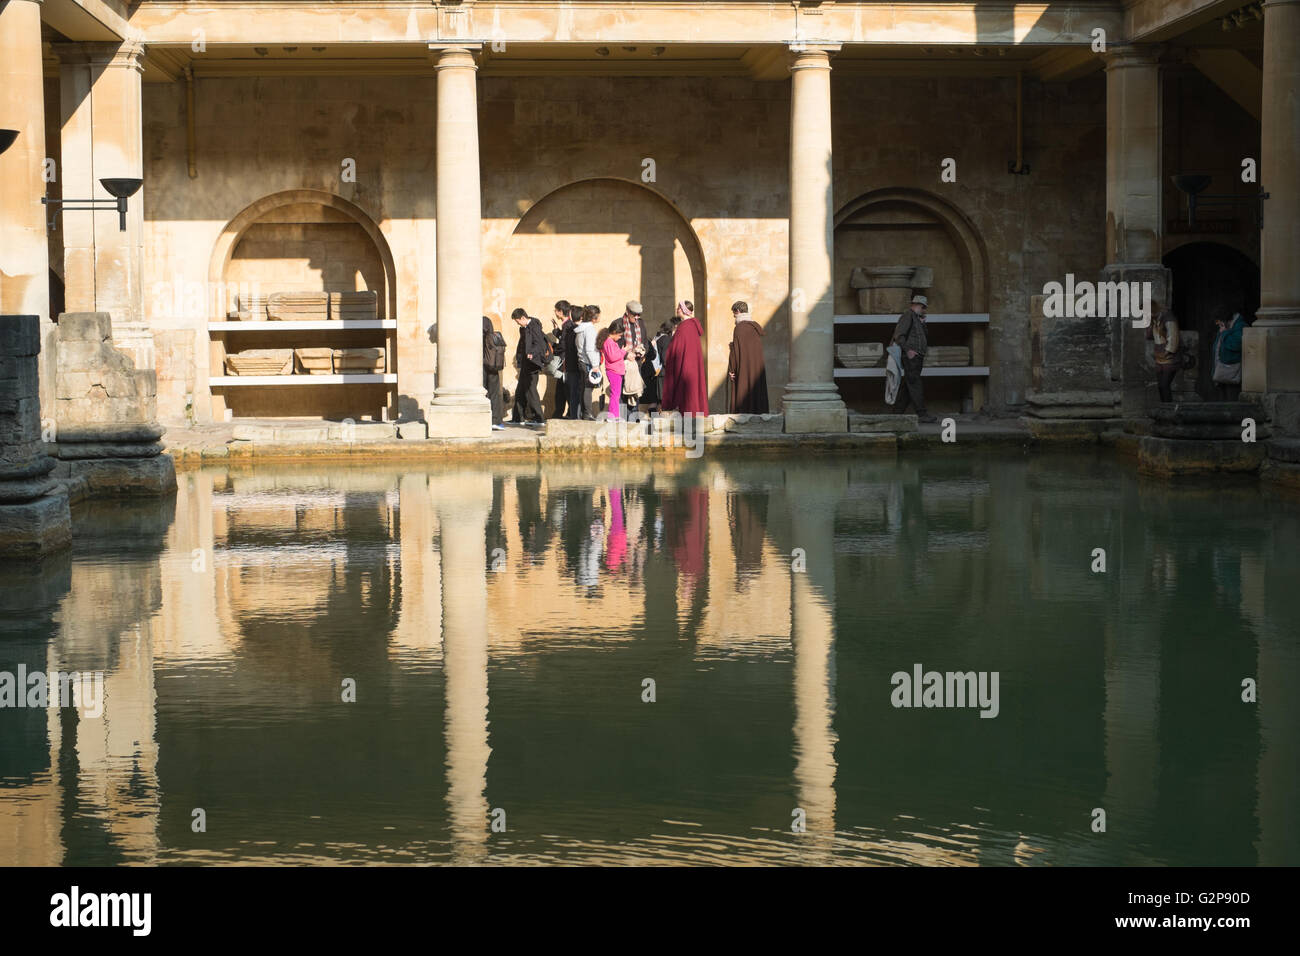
[207,189,397,321]
[504,178,707,329]
[1162,241,1260,399]
[833,188,989,313]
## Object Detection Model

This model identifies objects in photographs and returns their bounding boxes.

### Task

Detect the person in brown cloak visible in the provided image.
[661,300,708,415]
[726,301,769,414]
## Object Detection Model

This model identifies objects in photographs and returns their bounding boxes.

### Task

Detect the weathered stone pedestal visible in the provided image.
[51,313,175,497]
[1137,402,1267,476]
[0,316,72,556]
[1260,438,1300,488]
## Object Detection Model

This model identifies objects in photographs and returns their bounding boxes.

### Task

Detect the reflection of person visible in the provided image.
[662,301,708,415]
[605,487,627,572]
[890,295,936,423]
[727,301,769,414]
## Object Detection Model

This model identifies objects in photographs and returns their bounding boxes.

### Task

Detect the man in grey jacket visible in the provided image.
[890,295,936,422]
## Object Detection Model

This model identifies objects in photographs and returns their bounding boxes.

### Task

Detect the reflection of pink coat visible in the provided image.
[605,489,627,572]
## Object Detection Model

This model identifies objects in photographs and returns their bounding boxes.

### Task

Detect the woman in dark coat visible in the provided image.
[661,301,708,415]
[726,300,769,414]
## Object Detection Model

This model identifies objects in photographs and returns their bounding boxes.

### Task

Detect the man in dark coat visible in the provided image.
[890,295,936,422]
[510,307,547,425]
[726,300,769,414]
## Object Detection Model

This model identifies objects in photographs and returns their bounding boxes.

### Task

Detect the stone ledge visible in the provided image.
[1137,436,1266,476]
[849,412,917,434]
[1266,438,1300,464]
[1020,418,1111,442]
[1260,457,1300,489]
[50,456,177,497]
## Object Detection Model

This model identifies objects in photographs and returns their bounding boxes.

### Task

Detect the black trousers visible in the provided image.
[551,371,568,419]
[512,364,543,422]
[1156,364,1179,403]
[891,353,928,415]
[484,368,504,425]
[567,366,595,419]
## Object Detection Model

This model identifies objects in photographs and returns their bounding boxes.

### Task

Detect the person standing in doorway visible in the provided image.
[890,295,936,422]
[1212,311,1246,401]
[1150,300,1182,404]
[482,315,506,430]
[726,300,769,414]
[510,307,547,425]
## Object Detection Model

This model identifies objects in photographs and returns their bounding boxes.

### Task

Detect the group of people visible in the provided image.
[1150,302,1248,402]
[483,297,770,428]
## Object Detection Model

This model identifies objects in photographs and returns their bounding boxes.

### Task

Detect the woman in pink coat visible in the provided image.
[598,327,634,420]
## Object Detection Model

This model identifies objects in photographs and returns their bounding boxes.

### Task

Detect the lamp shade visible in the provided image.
[99,177,142,199]
[1171,174,1212,196]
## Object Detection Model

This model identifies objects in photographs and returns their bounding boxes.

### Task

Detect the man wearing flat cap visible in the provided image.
[891,295,936,423]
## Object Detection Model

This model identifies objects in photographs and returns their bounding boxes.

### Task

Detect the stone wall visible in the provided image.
[139,70,1109,421]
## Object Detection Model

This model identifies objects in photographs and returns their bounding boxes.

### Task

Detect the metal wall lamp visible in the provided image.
[43,177,143,231]
[1172,174,1269,229]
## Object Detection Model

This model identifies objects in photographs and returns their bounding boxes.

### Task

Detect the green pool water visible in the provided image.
[1,450,1296,865]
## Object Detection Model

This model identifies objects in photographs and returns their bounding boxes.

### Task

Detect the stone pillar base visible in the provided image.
[426,404,492,438]
[52,455,176,498]
[0,484,72,557]
[1138,436,1265,475]
[783,400,848,434]
[1261,439,1300,488]
[1243,325,1300,430]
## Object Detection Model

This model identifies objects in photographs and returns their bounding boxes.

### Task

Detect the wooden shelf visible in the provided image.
[834,313,990,325]
[834,367,990,378]
[209,320,396,331]
[210,374,396,386]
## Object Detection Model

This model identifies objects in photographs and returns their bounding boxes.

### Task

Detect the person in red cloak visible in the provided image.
[661,300,708,415]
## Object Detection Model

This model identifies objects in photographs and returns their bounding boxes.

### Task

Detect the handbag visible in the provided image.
[622,355,645,399]
[1212,333,1242,384]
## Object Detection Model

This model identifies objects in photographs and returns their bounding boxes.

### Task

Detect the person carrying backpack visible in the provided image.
[482,315,506,430]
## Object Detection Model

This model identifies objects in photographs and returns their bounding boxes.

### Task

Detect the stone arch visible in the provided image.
[499,177,707,330]
[207,189,397,321]
[833,188,989,314]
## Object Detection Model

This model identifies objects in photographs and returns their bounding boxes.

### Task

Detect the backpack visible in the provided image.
[538,330,554,365]
[484,329,506,371]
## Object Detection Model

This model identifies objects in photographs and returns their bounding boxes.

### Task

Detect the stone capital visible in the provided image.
[428,42,483,70]
[51,40,146,73]
[788,43,840,71]
[1102,44,1164,71]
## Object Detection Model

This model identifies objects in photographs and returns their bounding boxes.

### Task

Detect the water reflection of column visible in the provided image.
[786,468,845,858]
[1102,480,1159,862]
[433,472,493,863]
[393,473,442,656]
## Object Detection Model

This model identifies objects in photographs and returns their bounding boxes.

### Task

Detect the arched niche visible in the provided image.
[207,189,397,321]
[501,178,707,332]
[833,188,989,315]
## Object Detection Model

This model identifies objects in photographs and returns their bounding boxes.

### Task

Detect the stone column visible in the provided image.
[427,44,491,437]
[0,0,55,415]
[1243,0,1300,436]
[783,44,847,434]
[0,316,72,557]
[54,41,150,371]
[1102,46,1171,418]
